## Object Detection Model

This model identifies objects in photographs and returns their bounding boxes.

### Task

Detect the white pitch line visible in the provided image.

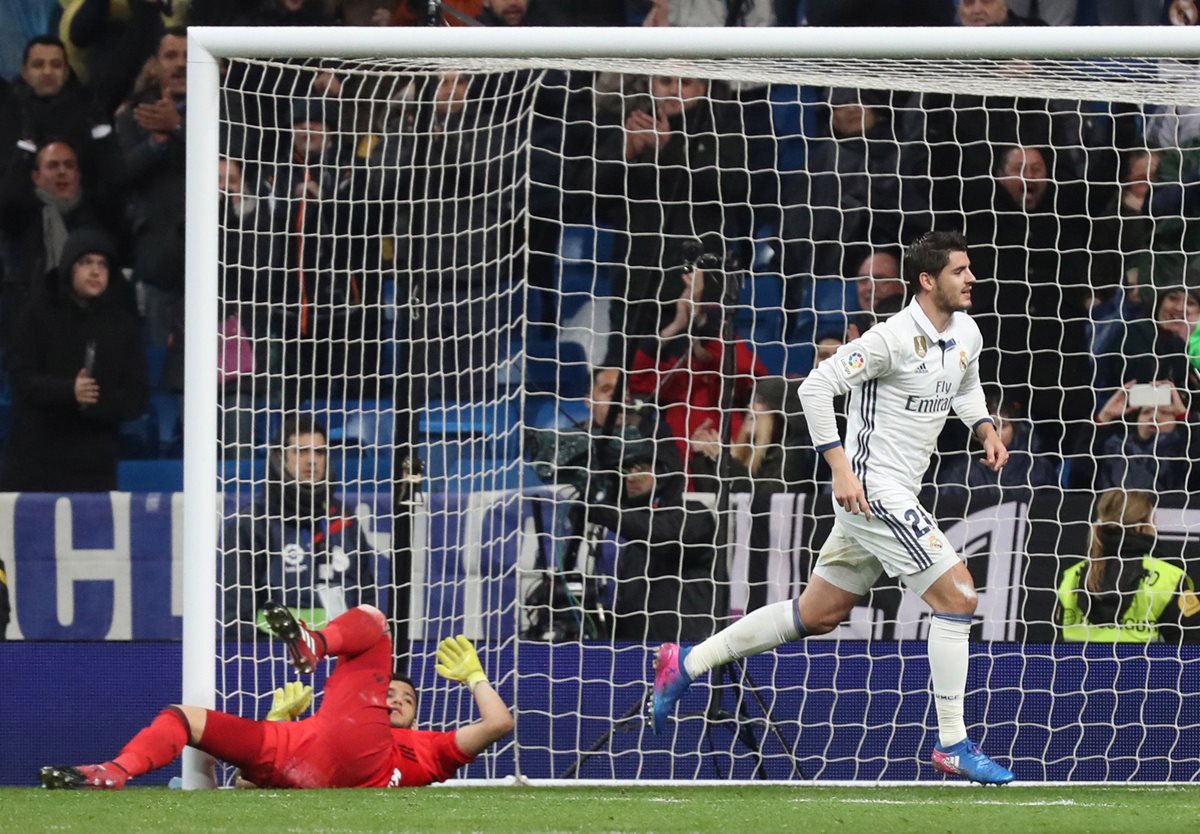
[787,797,1116,808]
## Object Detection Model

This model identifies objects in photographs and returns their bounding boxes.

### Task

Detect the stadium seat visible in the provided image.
[524,338,589,399]
[429,456,536,493]
[419,398,521,488]
[330,446,393,488]
[300,400,395,447]
[118,458,183,492]
[524,393,591,430]
[151,392,183,457]
[144,345,166,384]
[771,83,825,173]
[558,225,615,321]
[219,455,269,490]
[118,411,159,459]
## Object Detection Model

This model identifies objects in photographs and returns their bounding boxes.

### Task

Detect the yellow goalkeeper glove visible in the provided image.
[435,635,488,692]
[266,681,313,722]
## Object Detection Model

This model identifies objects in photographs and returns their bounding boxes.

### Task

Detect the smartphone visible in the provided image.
[83,341,97,375]
[1127,383,1172,409]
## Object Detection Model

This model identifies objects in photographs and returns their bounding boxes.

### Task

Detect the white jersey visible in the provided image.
[799,298,992,497]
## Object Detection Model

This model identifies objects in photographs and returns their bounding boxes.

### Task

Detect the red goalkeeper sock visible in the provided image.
[111,707,190,777]
[317,606,387,658]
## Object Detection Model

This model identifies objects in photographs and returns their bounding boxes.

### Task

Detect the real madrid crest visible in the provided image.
[913,336,928,358]
[959,350,967,371]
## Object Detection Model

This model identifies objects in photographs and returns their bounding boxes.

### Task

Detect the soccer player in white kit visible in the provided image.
[651,231,1015,784]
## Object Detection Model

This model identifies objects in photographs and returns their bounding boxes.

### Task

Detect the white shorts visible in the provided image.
[812,489,961,598]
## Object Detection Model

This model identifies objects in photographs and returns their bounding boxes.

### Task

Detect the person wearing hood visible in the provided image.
[1,138,125,356]
[584,435,718,642]
[1058,489,1199,643]
[222,414,380,641]
[0,229,148,492]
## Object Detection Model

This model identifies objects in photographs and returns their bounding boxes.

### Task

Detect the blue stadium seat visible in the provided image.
[144,345,168,389]
[524,338,589,399]
[219,455,268,491]
[419,398,521,488]
[118,458,183,492]
[330,446,392,487]
[524,393,591,430]
[118,411,159,459]
[429,457,537,493]
[150,393,182,457]
[303,400,395,447]
[558,225,615,320]
[771,83,826,173]
[420,398,517,436]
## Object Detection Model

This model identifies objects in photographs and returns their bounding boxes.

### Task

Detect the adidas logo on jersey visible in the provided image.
[915,363,928,374]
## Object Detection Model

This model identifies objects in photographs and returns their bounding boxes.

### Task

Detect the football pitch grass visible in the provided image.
[3,785,1198,834]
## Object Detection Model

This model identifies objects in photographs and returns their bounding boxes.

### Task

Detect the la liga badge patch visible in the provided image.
[841,350,867,376]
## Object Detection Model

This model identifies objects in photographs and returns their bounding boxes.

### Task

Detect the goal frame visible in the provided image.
[183,24,1200,789]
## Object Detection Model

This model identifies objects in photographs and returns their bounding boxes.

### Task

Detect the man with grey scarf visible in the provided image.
[0,139,126,358]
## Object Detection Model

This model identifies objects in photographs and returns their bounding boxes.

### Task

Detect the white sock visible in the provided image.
[683,599,805,680]
[928,613,971,748]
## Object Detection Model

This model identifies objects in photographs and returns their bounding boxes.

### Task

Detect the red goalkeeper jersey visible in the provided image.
[378,728,476,787]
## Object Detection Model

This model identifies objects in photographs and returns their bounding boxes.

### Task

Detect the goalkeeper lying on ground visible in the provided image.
[39,604,514,789]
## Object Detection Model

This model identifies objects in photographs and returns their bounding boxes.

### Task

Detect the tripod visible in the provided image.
[563,248,807,780]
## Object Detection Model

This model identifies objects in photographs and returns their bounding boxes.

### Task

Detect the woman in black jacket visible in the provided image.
[0,228,148,491]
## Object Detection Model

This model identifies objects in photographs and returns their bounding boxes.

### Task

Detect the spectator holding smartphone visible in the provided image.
[1088,380,1191,494]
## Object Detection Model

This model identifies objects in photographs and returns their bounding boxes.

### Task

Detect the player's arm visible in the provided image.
[798,331,892,519]
[435,635,514,757]
[951,341,1008,472]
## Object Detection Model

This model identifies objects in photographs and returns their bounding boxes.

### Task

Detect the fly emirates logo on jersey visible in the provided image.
[904,378,955,415]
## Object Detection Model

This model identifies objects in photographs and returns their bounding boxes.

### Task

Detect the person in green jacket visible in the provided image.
[1058,489,1200,643]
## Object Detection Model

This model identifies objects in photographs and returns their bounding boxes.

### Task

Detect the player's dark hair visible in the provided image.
[903,230,969,295]
[391,675,419,709]
[23,35,66,66]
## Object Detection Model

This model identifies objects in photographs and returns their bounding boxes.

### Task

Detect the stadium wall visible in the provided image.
[4,492,1199,785]
[2,492,1198,642]
[3,640,1199,786]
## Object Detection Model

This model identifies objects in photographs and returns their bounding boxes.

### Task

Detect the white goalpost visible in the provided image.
[185,25,1200,789]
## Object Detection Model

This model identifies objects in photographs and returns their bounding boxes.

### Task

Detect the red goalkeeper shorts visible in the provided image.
[199,631,394,788]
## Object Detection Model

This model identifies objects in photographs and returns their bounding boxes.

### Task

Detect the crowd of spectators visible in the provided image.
[0,3,1194,528]
[0,0,1195,649]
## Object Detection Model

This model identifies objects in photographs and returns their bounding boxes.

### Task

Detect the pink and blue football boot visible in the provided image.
[651,643,694,734]
[932,739,1015,785]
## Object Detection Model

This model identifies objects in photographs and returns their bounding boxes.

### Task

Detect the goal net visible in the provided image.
[187,26,1200,786]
